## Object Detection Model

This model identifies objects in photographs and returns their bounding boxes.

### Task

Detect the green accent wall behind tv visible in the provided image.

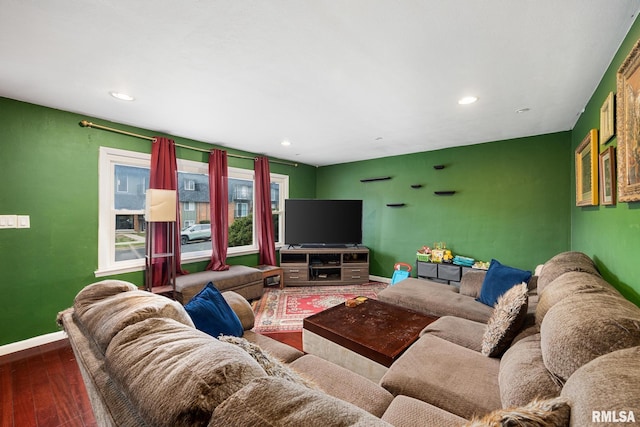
[316,132,571,276]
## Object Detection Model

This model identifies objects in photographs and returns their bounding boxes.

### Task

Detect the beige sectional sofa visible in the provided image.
[57,251,640,426]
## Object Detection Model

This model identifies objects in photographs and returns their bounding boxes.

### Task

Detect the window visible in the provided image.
[97,147,289,276]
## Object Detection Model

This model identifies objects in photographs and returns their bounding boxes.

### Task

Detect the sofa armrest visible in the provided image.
[222,291,255,330]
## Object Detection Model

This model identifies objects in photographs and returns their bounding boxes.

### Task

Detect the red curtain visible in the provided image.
[149,137,187,287]
[207,149,230,271]
[255,157,277,265]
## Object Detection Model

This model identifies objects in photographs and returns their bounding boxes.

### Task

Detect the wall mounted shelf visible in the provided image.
[386,203,406,207]
[410,184,423,189]
[360,176,392,183]
[434,191,456,196]
[433,165,445,170]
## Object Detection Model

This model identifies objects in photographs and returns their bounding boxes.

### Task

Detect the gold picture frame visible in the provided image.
[599,91,615,146]
[575,129,599,206]
[616,38,640,202]
[599,146,616,206]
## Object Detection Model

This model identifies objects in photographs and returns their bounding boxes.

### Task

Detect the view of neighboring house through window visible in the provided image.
[98,147,288,276]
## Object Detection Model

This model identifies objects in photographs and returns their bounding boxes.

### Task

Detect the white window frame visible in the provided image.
[96,146,289,277]
[184,179,195,191]
[184,201,195,212]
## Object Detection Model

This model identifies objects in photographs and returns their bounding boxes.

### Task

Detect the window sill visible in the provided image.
[94,247,266,278]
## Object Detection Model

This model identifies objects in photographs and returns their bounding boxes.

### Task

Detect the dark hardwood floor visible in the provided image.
[0,332,302,427]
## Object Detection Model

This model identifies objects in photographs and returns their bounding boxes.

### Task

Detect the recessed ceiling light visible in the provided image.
[516,108,531,113]
[109,91,135,101]
[458,96,478,105]
[281,140,291,146]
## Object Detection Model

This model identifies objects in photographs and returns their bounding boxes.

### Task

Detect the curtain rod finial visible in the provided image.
[79,120,91,128]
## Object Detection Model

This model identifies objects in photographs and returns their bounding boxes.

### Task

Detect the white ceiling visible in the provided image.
[1,1,639,166]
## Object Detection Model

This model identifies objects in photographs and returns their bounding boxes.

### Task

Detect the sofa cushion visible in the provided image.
[74,289,194,353]
[105,317,266,427]
[540,293,640,381]
[498,334,562,408]
[421,316,485,352]
[481,283,529,357]
[185,282,244,338]
[218,335,314,388]
[241,330,305,363]
[209,377,393,426]
[381,395,467,427]
[463,397,570,427]
[73,280,138,311]
[379,334,501,419]
[535,271,619,326]
[477,259,531,307]
[377,278,494,323]
[459,270,487,298]
[561,346,640,427]
[536,251,600,293]
[291,354,394,418]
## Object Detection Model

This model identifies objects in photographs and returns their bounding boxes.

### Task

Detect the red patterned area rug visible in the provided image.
[252,282,388,333]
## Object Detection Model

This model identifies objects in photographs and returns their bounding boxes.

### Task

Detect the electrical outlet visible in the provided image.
[17,215,30,228]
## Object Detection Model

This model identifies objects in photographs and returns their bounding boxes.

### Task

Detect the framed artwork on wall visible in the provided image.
[575,129,599,206]
[616,38,640,202]
[599,91,615,146]
[599,146,616,206]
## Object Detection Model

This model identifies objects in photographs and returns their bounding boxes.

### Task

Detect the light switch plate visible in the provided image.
[0,215,17,229]
[17,215,30,228]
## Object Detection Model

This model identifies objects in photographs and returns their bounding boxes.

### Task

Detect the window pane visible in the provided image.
[270,182,279,211]
[113,165,149,262]
[272,213,279,240]
[228,177,253,247]
[114,215,146,261]
[178,171,212,254]
[114,165,148,210]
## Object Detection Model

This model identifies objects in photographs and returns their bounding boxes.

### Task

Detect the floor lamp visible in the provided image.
[144,189,177,298]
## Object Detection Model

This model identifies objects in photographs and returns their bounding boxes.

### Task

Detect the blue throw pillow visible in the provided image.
[477,259,532,307]
[184,282,244,338]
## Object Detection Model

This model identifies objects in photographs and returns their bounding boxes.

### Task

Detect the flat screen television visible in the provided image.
[284,199,363,247]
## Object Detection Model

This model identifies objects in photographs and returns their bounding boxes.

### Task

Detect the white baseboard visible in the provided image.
[370,274,391,284]
[0,331,67,357]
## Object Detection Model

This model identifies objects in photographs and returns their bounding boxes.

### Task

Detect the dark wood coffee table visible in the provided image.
[303,298,437,381]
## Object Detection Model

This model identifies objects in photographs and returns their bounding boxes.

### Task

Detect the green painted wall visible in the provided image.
[0,97,317,345]
[571,17,640,306]
[316,132,571,277]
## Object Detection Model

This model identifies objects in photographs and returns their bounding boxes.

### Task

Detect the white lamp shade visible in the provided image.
[145,189,177,222]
